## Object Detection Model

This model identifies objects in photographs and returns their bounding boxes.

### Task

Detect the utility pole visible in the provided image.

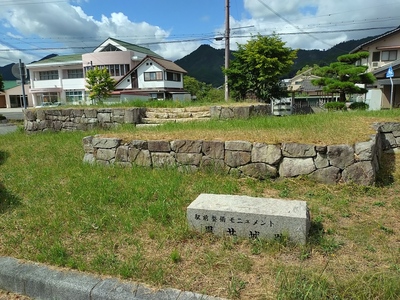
[19,59,27,109]
[224,0,230,102]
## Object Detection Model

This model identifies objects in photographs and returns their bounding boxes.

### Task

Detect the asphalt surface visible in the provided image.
[0,257,224,300]
[0,108,23,135]
[0,108,24,121]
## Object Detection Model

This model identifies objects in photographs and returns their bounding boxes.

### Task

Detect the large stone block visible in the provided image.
[130,149,152,167]
[279,157,316,177]
[82,136,94,153]
[225,150,251,168]
[308,166,340,185]
[239,163,277,179]
[115,146,129,162]
[354,141,375,161]
[314,152,329,169]
[282,143,316,158]
[97,113,111,123]
[251,143,282,165]
[225,141,252,152]
[176,153,203,166]
[92,138,121,149]
[232,106,251,118]
[327,144,354,169]
[96,148,116,161]
[148,140,171,152]
[187,194,310,244]
[342,161,375,186]
[151,152,175,167]
[202,141,225,159]
[171,140,202,153]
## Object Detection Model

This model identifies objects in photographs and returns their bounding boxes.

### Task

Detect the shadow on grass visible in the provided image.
[376,152,396,187]
[0,150,9,165]
[0,150,22,213]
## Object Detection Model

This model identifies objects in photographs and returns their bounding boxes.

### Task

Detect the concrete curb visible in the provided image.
[0,257,224,300]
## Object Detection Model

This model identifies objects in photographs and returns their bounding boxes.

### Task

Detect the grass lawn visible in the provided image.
[0,109,400,299]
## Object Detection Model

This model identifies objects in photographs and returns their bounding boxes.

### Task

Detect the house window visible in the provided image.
[67,69,84,78]
[86,64,130,76]
[381,50,397,61]
[166,72,181,82]
[39,70,59,80]
[372,52,380,62]
[65,91,84,103]
[144,71,163,81]
[39,92,59,103]
[102,44,121,52]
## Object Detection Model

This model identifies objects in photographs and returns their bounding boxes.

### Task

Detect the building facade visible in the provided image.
[26,38,188,107]
[350,27,400,109]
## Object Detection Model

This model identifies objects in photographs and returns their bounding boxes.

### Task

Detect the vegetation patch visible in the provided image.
[1,110,400,299]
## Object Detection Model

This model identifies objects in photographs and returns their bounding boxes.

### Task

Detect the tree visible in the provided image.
[312,52,375,102]
[184,75,224,102]
[224,34,297,102]
[85,67,116,104]
[184,75,211,99]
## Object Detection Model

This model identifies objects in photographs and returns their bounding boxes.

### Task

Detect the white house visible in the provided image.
[114,55,189,101]
[350,27,400,109]
[26,38,188,106]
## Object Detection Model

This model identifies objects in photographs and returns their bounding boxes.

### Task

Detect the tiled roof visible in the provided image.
[28,54,83,66]
[350,27,400,53]
[150,56,187,73]
[3,81,19,90]
[372,58,400,77]
[108,38,163,58]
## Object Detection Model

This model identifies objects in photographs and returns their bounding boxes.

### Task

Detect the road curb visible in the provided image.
[0,257,224,300]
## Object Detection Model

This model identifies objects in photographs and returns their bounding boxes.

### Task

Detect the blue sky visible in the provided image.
[0,0,399,66]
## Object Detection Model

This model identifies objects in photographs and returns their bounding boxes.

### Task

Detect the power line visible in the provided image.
[0,25,396,54]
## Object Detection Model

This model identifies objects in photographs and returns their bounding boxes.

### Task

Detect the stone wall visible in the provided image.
[82,122,400,185]
[24,108,145,132]
[24,104,270,132]
[210,104,270,119]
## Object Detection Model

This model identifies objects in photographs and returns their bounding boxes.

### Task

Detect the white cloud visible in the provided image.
[0,0,398,66]
[236,0,400,51]
[0,0,198,64]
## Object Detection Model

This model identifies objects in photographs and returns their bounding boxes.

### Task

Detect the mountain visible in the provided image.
[0,34,383,85]
[0,53,57,81]
[175,35,379,87]
[174,44,234,87]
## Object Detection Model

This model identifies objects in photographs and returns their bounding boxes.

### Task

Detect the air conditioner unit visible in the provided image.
[372,62,379,67]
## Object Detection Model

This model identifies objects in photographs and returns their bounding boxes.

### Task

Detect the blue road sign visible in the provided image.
[386,66,394,78]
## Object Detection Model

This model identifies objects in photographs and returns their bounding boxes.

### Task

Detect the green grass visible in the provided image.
[110,109,400,145]
[1,111,400,299]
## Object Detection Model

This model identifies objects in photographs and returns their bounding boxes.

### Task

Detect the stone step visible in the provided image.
[145,111,211,119]
[145,106,210,113]
[142,117,210,124]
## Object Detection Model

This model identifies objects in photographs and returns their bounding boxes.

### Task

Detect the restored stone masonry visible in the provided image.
[23,104,270,132]
[24,108,146,132]
[82,122,400,186]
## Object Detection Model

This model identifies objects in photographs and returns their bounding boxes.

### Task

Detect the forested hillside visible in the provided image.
[175,36,376,87]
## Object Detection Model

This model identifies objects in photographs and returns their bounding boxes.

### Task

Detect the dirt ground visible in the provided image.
[0,290,31,300]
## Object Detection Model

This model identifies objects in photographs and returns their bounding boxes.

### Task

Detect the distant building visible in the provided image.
[26,38,188,107]
[350,27,400,109]
[0,81,31,108]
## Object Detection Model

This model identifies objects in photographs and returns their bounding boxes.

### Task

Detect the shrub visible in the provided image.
[324,102,347,111]
[0,114,6,121]
[349,102,369,110]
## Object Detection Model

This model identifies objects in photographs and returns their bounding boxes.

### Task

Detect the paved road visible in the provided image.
[0,124,18,135]
[0,108,23,135]
[0,108,24,120]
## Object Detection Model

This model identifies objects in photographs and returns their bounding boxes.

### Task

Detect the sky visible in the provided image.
[0,0,399,66]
